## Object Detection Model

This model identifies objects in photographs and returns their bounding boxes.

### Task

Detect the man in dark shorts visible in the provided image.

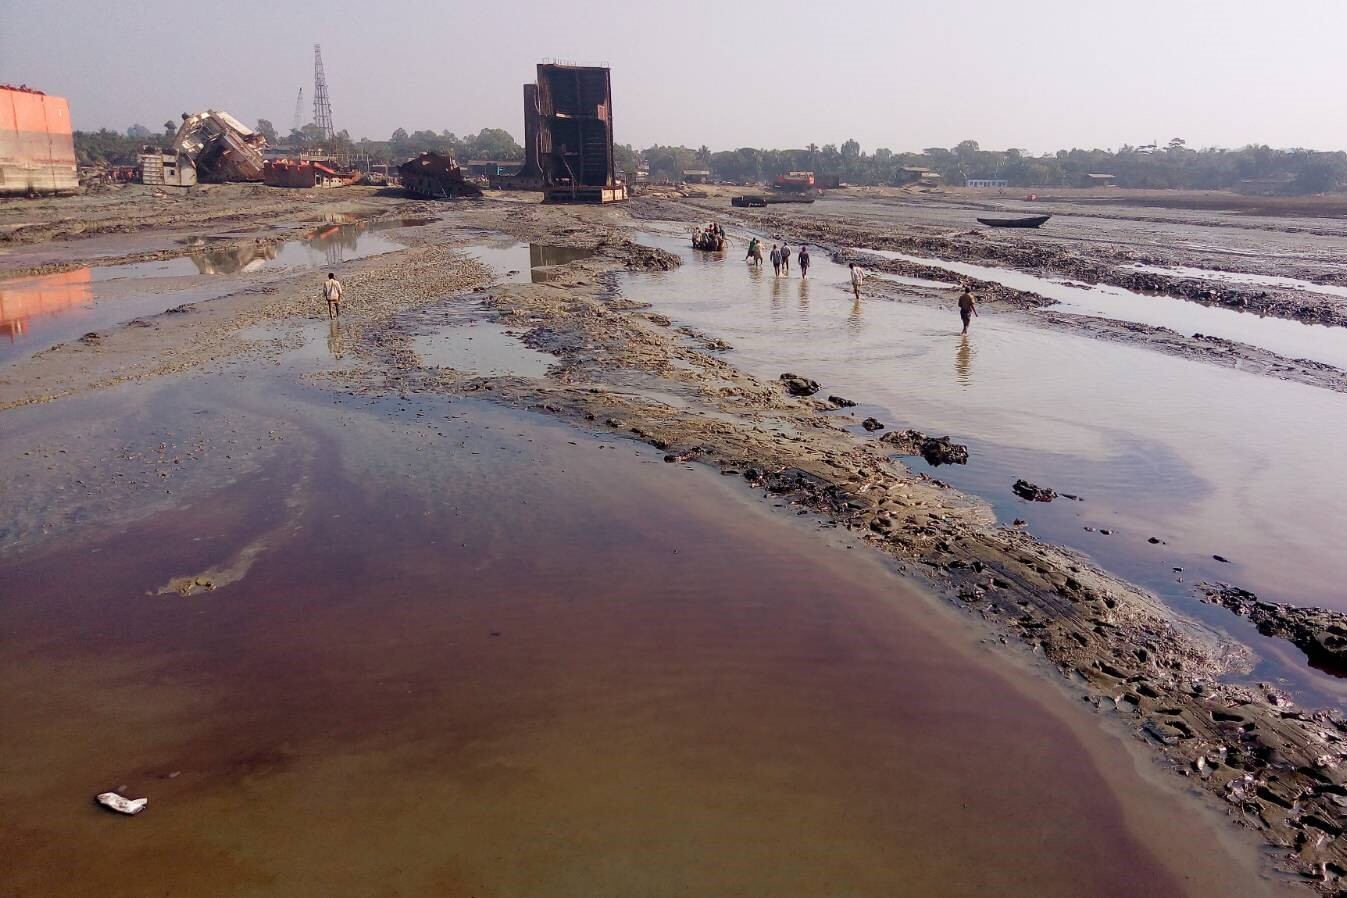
[798,244,811,278]
[958,287,979,334]
[779,243,791,275]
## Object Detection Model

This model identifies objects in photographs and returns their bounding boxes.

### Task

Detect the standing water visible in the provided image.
[623,228,1347,699]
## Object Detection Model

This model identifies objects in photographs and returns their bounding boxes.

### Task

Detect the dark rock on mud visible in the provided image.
[1013,479,1057,502]
[779,373,820,396]
[861,417,885,432]
[828,395,857,408]
[1202,584,1347,668]
[879,430,969,466]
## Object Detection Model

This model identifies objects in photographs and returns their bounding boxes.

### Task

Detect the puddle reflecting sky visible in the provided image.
[461,240,595,284]
[413,320,552,376]
[624,227,1347,698]
[0,218,419,363]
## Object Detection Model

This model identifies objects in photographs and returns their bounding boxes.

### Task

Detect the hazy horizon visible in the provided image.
[5,0,1345,155]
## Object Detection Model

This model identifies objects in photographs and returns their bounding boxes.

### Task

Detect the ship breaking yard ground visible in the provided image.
[2,184,1347,895]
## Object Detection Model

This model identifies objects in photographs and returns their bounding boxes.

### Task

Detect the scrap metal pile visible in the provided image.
[398,152,481,199]
[171,110,267,182]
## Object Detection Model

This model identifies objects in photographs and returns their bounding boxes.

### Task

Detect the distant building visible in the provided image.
[1083,173,1118,187]
[682,169,711,184]
[965,178,1007,188]
[895,166,940,187]
[1235,174,1295,196]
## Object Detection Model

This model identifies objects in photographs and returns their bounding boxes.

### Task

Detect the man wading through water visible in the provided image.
[959,286,980,334]
[323,272,344,318]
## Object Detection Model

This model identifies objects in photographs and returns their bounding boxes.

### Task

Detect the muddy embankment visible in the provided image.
[288,203,1347,890]
[0,182,412,255]
[700,203,1347,328]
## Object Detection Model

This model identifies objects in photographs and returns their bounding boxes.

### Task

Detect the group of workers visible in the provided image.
[741,234,979,332]
[744,237,816,279]
[693,223,727,251]
[321,231,981,336]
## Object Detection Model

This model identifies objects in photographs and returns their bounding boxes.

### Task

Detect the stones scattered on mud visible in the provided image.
[779,373,820,396]
[827,395,857,408]
[879,430,969,466]
[1012,479,1056,502]
[861,417,885,432]
[1213,554,1232,563]
[663,448,703,463]
[1202,584,1347,668]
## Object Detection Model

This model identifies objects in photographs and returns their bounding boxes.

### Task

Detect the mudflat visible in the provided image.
[4,183,1343,894]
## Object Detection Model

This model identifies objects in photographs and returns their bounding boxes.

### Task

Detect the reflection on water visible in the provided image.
[623,228,1347,700]
[0,268,94,343]
[855,247,1347,369]
[412,321,552,376]
[0,218,427,362]
[462,241,596,284]
[955,335,974,385]
[327,319,346,360]
[189,241,278,275]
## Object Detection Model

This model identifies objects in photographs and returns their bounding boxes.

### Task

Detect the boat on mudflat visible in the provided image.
[976,214,1051,228]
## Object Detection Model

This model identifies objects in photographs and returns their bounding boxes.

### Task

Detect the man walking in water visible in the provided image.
[849,263,865,299]
[779,243,792,275]
[323,272,344,319]
[770,243,782,276]
[798,244,811,278]
[958,286,980,334]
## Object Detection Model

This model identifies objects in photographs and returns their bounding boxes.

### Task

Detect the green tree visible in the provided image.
[255,119,278,143]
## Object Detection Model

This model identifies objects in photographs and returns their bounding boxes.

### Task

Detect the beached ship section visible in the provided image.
[0,85,78,197]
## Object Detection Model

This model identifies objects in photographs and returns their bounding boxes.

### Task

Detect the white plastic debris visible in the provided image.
[96,792,148,815]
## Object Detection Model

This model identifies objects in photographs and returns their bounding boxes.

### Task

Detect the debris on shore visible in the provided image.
[1201,584,1347,668]
[779,373,820,396]
[96,792,148,816]
[879,430,969,466]
[1012,479,1056,502]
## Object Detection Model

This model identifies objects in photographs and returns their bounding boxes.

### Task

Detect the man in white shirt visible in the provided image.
[323,272,344,319]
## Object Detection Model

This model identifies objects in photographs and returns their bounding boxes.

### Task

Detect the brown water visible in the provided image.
[623,227,1347,701]
[0,365,1269,897]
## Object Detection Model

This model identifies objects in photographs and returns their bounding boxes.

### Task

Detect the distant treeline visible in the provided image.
[73,125,1347,195]
[633,139,1347,194]
[73,121,524,167]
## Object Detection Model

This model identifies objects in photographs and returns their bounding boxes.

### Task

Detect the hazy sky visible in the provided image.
[4,0,1345,153]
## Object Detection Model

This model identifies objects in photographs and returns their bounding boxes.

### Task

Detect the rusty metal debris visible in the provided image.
[398,152,482,199]
[168,110,267,183]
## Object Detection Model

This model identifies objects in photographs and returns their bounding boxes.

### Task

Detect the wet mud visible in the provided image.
[0,372,1268,897]
[4,188,1346,892]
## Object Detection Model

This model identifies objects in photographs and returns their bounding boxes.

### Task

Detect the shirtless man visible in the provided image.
[323,272,344,319]
[958,287,979,334]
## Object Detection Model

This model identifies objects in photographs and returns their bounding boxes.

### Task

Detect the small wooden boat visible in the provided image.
[731,195,768,208]
[976,214,1051,229]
